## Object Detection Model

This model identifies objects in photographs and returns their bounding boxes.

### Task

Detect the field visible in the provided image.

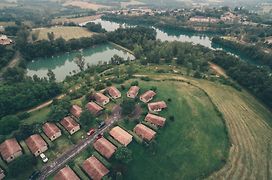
[146,73,272,180]
[63,1,111,10]
[114,79,229,179]
[51,15,102,25]
[31,26,94,41]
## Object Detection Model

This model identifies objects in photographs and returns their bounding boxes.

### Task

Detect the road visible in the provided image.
[38,105,121,180]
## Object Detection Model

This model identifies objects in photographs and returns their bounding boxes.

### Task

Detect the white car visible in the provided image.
[40,153,48,163]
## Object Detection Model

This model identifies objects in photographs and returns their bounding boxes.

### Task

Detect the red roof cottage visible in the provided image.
[145,113,166,127]
[134,124,156,141]
[140,90,156,103]
[93,137,117,159]
[86,102,103,116]
[127,86,140,99]
[148,101,167,112]
[70,105,82,118]
[94,92,110,105]
[25,134,48,156]
[60,117,80,135]
[109,126,133,146]
[42,122,62,141]
[0,138,22,163]
[107,86,121,99]
[82,156,109,180]
[54,166,80,180]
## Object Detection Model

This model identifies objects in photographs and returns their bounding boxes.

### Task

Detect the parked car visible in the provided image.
[87,128,96,136]
[95,133,103,141]
[40,153,48,163]
[98,121,106,129]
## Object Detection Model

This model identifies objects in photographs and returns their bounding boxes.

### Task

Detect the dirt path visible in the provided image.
[147,74,272,180]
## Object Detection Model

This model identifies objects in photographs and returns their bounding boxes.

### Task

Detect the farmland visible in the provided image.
[31,26,94,41]
[63,1,111,10]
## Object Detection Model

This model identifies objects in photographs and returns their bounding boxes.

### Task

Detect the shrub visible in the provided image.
[17,112,30,120]
[169,115,175,122]
[115,147,133,164]
[130,81,139,86]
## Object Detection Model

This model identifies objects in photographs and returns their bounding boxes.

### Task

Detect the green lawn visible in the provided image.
[22,106,50,125]
[111,79,229,180]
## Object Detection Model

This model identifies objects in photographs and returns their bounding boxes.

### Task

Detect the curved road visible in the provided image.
[38,105,121,180]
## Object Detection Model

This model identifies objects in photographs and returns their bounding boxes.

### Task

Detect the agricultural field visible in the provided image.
[31,26,94,41]
[51,15,102,25]
[63,1,111,10]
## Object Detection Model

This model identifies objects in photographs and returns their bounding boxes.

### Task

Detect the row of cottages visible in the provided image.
[42,122,62,141]
[109,126,133,147]
[0,138,22,163]
[82,156,109,180]
[134,124,156,141]
[145,113,166,127]
[25,134,48,157]
[60,117,80,135]
[70,104,83,119]
[87,102,104,116]
[140,90,156,103]
[94,92,110,106]
[127,86,140,99]
[0,168,4,180]
[107,86,121,99]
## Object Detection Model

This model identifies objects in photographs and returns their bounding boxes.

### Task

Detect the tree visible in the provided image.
[47,32,55,42]
[0,115,20,135]
[85,22,106,33]
[121,99,135,116]
[8,155,37,178]
[2,67,24,82]
[115,147,133,164]
[49,99,71,122]
[126,64,134,78]
[47,70,56,82]
[79,110,95,130]
[74,54,85,71]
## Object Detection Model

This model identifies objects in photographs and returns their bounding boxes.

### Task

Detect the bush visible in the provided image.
[150,86,157,92]
[130,81,139,86]
[115,147,133,164]
[140,76,151,81]
[8,155,37,178]
[169,115,175,122]
[17,112,30,120]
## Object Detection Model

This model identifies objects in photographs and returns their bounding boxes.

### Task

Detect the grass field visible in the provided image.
[52,15,101,25]
[114,79,229,179]
[31,26,93,41]
[63,1,111,10]
[146,74,272,180]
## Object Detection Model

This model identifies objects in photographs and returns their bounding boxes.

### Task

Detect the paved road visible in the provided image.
[38,106,121,180]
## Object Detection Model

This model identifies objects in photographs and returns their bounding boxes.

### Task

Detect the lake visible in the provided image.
[26,43,134,82]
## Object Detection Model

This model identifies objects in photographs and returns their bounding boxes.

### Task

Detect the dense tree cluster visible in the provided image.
[0,45,15,69]
[0,77,62,118]
[212,37,272,68]
[85,22,106,33]
[212,51,272,109]
[18,34,107,60]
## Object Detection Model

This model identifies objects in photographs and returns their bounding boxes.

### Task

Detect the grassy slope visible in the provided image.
[119,80,229,180]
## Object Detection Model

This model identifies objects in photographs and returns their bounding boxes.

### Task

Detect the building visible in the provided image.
[54,166,80,180]
[86,102,103,116]
[42,122,62,141]
[109,126,133,146]
[70,105,82,118]
[93,137,117,159]
[134,124,156,141]
[0,168,5,180]
[145,113,166,127]
[25,134,48,156]
[94,92,110,105]
[148,101,167,112]
[82,156,109,180]
[60,117,80,135]
[140,90,156,103]
[0,138,22,163]
[127,86,140,99]
[0,35,12,46]
[189,16,219,23]
[220,12,239,22]
[107,86,121,99]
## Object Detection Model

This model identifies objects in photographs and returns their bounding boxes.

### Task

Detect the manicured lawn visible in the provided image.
[112,79,229,180]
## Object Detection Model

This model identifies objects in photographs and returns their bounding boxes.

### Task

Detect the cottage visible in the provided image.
[0,138,22,163]
[42,123,62,141]
[127,86,140,98]
[148,101,167,112]
[54,166,80,180]
[82,156,109,180]
[93,137,117,159]
[134,124,156,141]
[94,92,110,105]
[145,113,166,127]
[107,86,121,99]
[140,90,156,103]
[189,16,219,23]
[86,102,103,116]
[0,168,5,180]
[0,35,12,46]
[109,126,133,146]
[25,134,48,156]
[60,117,80,135]
[70,105,82,118]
